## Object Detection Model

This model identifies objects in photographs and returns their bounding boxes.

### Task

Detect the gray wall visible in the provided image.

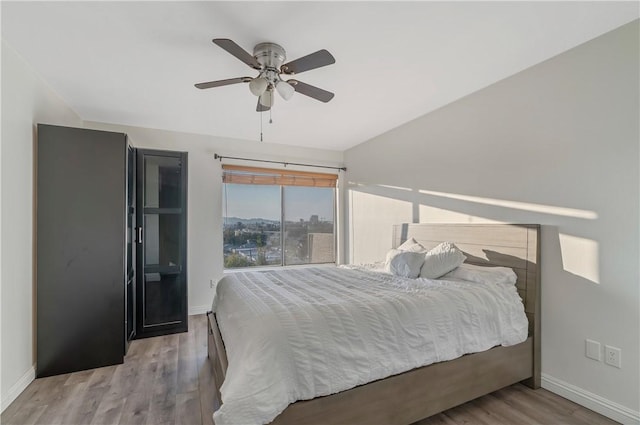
[343,20,639,419]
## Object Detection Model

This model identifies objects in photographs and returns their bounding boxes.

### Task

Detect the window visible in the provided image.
[222,165,337,268]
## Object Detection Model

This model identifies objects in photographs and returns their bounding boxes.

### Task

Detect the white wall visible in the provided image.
[1,40,83,410]
[83,122,344,315]
[344,20,639,423]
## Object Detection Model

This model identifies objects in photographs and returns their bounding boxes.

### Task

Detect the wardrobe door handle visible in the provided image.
[137,227,143,244]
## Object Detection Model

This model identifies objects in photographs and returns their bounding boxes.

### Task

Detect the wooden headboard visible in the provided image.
[392,223,541,387]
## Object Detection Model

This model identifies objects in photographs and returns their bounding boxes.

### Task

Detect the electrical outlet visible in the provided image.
[585,339,601,361]
[605,345,621,368]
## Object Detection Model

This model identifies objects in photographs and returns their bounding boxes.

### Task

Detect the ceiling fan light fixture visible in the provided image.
[249,77,268,96]
[259,89,274,108]
[276,80,295,101]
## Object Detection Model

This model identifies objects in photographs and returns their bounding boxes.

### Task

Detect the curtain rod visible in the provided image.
[214,153,347,172]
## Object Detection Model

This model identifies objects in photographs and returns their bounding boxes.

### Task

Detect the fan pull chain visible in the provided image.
[260,110,263,142]
[269,108,273,124]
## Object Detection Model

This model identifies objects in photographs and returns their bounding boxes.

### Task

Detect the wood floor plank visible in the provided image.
[512,383,580,417]
[1,315,621,425]
[443,402,501,425]
[197,353,217,425]
[527,385,618,425]
[136,334,162,363]
[146,334,179,425]
[60,385,109,425]
[195,313,209,360]
[1,372,70,422]
[132,360,160,394]
[64,369,96,386]
[492,385,585,425]
[177,327,199,394]
[33,382,88,425]
[86,364,118,389]
[413,412,459,425]
[118,391,153,425]
[571,405,621,425]
[176,390,202,425]
[146,391,177,425]
[115,360,157,424]
[89,388,127,425]
[468,393,540,425]
[153,343,179,397]
[2,404,47,425]
[109,364,139,398]
[450,400,514,425]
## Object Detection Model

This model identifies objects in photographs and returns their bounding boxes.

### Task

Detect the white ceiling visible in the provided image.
[2,2,638,151]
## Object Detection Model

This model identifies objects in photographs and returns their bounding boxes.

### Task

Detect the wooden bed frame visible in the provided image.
[207,223,541,425]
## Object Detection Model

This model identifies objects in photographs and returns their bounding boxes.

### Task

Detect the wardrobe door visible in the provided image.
[36,124,126,377]
[135,149,188,338]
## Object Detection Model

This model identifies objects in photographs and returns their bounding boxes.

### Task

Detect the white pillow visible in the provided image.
[384,249,401,272]
[387,250,425,278]
[419,242,466,279]
[442,263,517,285]
[397,237,427,253]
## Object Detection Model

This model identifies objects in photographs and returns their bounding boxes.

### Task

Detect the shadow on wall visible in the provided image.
[345,182,600,286]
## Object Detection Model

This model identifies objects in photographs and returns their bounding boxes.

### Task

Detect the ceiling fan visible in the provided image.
[195,39,335,111]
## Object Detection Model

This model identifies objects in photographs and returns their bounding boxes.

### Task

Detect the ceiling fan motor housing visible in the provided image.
[253,43,287,70]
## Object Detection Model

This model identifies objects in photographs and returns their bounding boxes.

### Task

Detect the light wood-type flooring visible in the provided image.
[2,315,618,425]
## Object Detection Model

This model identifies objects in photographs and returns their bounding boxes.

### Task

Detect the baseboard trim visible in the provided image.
[541,373,640,425]
[1,365,35,413]
[188,304,210,316]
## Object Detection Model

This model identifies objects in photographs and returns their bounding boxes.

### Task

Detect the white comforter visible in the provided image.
[212,266,528,425]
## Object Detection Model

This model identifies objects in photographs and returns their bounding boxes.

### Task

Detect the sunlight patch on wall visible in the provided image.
[377,184,413,192]
[349,190,412,264]
[418,204,504,223]
[558,233,600,284]
[418,189,598,219]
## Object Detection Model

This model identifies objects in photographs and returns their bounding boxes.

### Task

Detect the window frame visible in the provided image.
[222,166,338,269]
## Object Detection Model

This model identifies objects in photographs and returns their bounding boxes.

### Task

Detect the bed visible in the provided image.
[207,223,541,425]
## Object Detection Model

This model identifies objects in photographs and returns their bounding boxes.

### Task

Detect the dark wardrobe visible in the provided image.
[36,125,187,377]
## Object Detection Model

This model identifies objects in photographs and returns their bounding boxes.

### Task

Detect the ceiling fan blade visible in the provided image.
[281,50,335,75]
[194,77,251,89]
[213,39,261,70]
[288,80,334,103]
[256,99,270,112]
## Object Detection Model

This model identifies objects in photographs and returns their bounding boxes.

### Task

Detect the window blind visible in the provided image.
[222,165,338,188]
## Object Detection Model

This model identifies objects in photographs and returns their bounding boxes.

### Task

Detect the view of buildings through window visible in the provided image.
[223,183,335,268]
